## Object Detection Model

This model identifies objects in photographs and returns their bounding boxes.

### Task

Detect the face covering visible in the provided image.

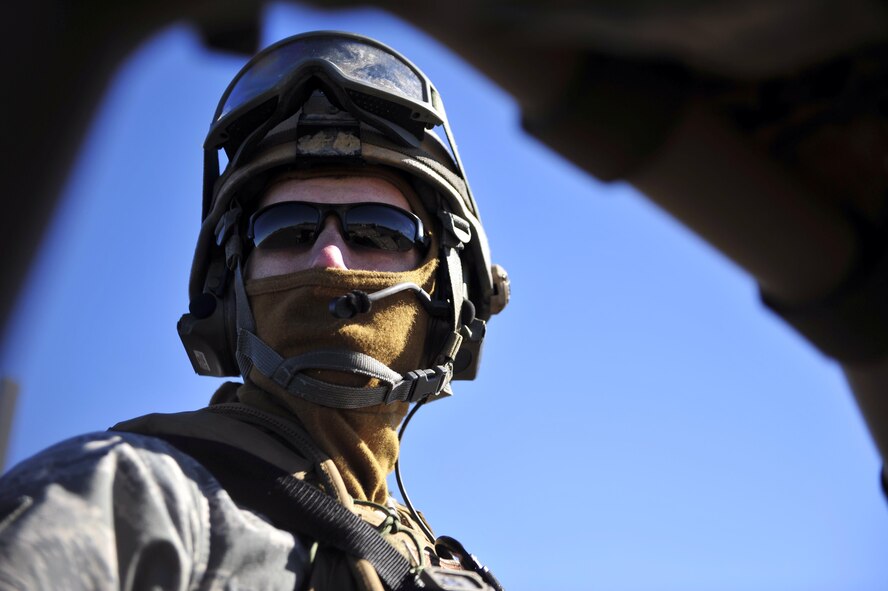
[238,254,438,503]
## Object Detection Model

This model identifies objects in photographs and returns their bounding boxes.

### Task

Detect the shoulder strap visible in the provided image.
[112,409,499,591]
[112,423,423,591]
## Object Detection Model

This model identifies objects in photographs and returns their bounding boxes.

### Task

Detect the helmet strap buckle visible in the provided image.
[437,209,471,249]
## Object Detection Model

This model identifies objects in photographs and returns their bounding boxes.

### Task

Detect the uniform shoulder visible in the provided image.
[0,425,308,590]
[112,403,317,476]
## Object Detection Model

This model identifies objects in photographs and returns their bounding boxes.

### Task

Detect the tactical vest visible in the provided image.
[112,401,502,591]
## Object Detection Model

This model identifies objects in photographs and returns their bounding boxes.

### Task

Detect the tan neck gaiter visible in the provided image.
[237,256,438,503]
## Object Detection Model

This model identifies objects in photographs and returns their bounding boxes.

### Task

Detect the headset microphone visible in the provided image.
[329,282,448,319]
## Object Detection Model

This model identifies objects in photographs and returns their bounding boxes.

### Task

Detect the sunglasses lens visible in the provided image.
[250,203,319,249]
[345,204,421,252]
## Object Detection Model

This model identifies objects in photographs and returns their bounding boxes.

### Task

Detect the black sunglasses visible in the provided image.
[247,201,429,253]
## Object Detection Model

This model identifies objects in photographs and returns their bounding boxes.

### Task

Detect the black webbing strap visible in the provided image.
[236,328,452,408]
[436,206,468,367]
[239,334,404,385]
[444,246,464,337]
[126,432,422,591]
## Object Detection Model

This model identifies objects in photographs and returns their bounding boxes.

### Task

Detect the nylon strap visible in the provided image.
[435,205,468,365]
[445,246,463,334]
[441,243,466,366]
[236,328,452,409]
[239,332,402,384]
[233,262,257,379]
[113,431,423,591]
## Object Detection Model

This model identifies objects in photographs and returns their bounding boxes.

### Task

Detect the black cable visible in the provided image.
[394,400,507,591]
[394,399,436,542]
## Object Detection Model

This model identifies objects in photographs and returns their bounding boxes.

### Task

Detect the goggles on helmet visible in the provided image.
[247,201,429,253]
[207,31,458,158]
[212,31,440,142]
[202,31,477,220]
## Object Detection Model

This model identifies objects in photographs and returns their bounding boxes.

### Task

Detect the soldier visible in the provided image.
[0,31,509,590]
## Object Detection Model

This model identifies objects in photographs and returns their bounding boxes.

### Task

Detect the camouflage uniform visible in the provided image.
[0,403,455,591]
[0,429,305,590]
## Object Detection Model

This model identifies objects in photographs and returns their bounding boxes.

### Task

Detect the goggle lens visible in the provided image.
[218,36,427,122]
[248,201,426,253]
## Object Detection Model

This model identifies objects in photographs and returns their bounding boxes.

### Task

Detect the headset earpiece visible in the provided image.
[178,291,239,377]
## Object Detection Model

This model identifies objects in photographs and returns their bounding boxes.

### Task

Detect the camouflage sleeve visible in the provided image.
[0,431,308,590]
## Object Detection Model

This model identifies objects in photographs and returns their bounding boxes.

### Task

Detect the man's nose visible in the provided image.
[308,216,349,270]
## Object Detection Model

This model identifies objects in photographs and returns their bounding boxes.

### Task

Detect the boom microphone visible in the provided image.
[329,282,446,318]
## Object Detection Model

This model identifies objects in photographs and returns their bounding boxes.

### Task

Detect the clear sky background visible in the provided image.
[2,4,887,590]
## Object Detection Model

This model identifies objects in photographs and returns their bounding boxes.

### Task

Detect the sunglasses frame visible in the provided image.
[246,200,429,253]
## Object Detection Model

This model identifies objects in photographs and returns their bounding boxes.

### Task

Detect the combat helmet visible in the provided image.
[178,31,509,408]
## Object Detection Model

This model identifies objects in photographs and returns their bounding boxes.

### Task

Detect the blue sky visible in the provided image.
[2,4,887,590]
